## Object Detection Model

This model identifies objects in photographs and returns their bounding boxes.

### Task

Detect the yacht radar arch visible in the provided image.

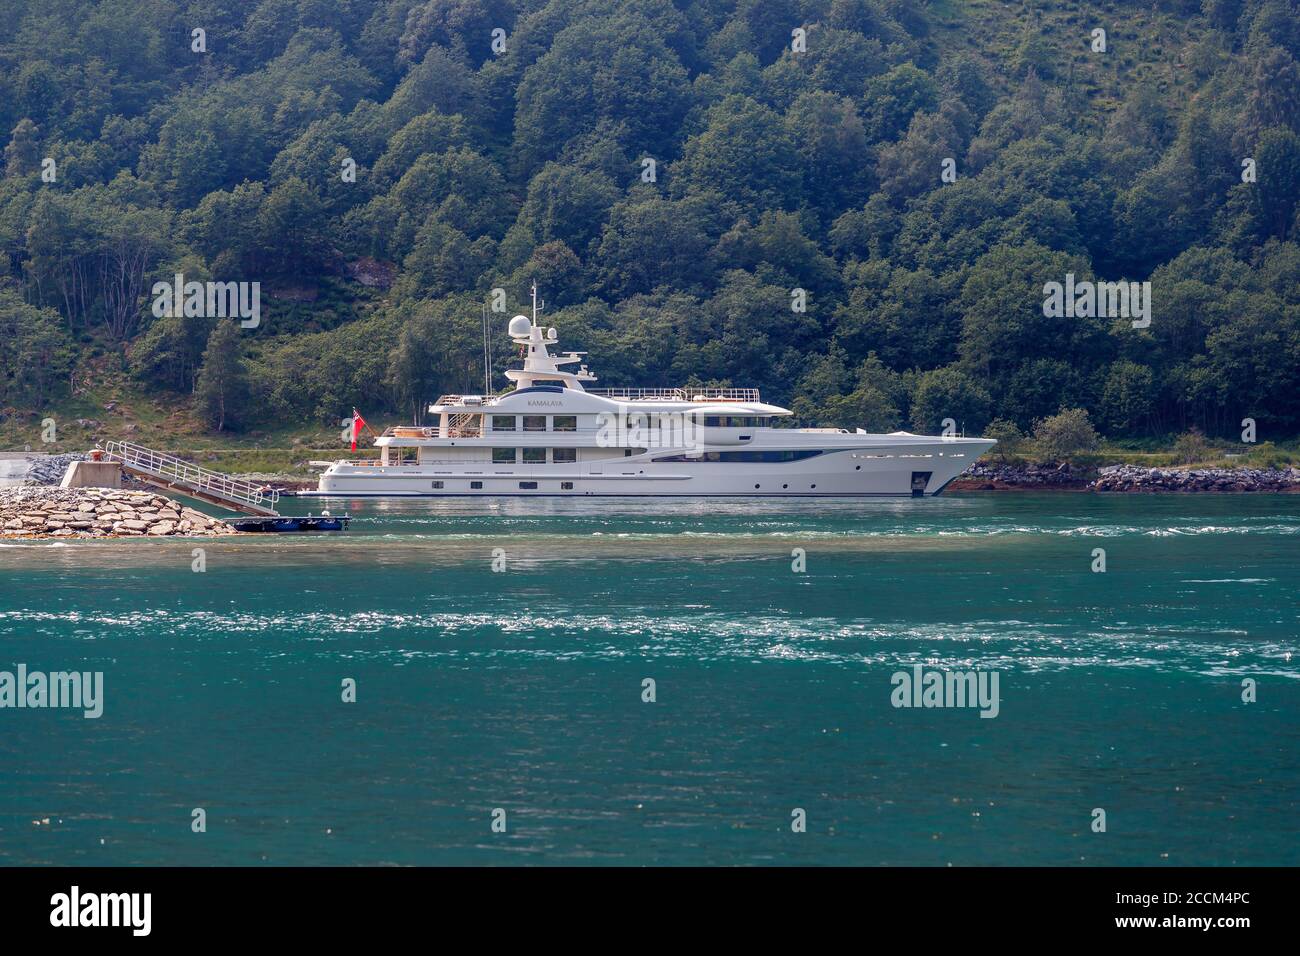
[504,282,597,392]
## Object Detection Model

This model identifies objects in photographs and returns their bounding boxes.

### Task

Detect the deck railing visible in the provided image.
[432,394,501,407]
[585,386,762,402]
[381,426,441,438]
[101,441,279,512]
[430,387,762,406]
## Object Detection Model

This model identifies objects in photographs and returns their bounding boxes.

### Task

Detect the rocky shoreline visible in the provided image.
[21,452,89,485]
[952,462,1300,492]
[953,462,1088,489]
[1,487,239,538]
[1091,464,1300,492]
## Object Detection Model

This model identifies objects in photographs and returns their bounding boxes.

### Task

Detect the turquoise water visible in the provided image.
[1,492,1297,865]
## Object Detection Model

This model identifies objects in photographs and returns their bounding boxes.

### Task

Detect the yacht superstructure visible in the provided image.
[313,288,994,498]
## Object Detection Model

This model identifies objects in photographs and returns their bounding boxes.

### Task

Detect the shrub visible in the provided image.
[1031,408,1099,463]
[1171,428,1215,465]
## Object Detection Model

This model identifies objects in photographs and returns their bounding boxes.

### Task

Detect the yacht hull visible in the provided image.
[307,443,991,498]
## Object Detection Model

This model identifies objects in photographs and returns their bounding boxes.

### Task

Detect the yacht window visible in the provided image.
[519,481,538,489]
[470,481,483,489]
[652,450,825,463]
[491,415,516,431]
[523,447,546,463]
[552,448,577,463]
[522,415,546,432]
[553,415,577,432]
[492,448,517,463]
[431,481,444,489]
[561,481,574,490]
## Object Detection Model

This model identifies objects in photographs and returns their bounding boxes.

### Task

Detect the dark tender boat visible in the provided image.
[226,514,350,533]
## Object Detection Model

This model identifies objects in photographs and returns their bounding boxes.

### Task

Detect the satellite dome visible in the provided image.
[507,315,531,338]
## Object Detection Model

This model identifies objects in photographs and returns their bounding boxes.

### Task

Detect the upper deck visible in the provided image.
[430,385,761,411]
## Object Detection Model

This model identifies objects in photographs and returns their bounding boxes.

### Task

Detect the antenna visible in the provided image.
[482,302,491,395]
[531,280,544,325]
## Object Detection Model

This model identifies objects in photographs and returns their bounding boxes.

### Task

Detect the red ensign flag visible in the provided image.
[351,409,367,451]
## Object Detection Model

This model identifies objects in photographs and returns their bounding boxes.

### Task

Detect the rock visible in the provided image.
[960,461,1300,493]
[958,462,1089,488]
[1,486,241,538]
[1086,464,1300,493]
[20,453,88,487]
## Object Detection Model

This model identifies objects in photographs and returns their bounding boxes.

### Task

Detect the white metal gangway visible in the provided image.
[100,441,280,516]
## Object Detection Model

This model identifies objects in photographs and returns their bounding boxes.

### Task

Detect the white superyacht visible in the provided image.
[313,290,994,498]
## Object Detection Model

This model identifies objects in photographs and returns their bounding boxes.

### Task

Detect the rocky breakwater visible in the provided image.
[1092,464,1300,492]
[23,453,88,485]
[955,462,1089,489]
[0,487,240,538]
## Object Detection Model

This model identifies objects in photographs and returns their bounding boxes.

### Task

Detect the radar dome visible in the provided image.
[507,315,531,338]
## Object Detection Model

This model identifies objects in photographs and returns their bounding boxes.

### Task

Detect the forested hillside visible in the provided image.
[2,0,1299,447]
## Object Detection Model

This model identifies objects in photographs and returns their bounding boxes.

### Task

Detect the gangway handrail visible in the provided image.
[100,441,279,512]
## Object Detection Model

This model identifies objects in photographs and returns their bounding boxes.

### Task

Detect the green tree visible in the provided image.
[673,95,803,211]
[862,63,938,141]
[513,14,691,170]
[195,321,250,432]
[596,193,720,299]
[958,243,1106,403]
[1251,126,1300,240]
[0,290,74,408]
[910,366,993,433]
[4,118,40,176]
[983,418,1026,461]
[256,177,329,276]
[1100,361,1155,435]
